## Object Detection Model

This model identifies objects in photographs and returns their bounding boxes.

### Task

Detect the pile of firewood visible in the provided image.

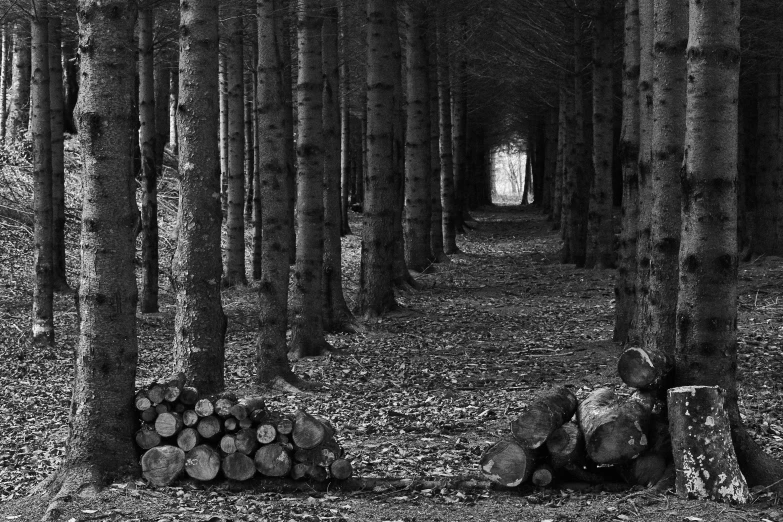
[480,346,749,503]
[135,373,352,486]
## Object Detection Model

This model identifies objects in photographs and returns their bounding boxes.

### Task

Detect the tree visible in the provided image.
[40,1,139,518]
[322,0,355,333]
[49,16,69,292]
[357,0,399,318]
[676,0,783,491]
[338,0,352,236]
[0,24,8,141]
[614,0,640,343]
[6,20,30,142]
[437,9,458,255]
[138,2,159,313]
[256,0,302,390]
[31,1,54,346]
[290,0,332,358]
[404,0,433,273]
[428,20,447,262]
[173,0,227,394]
[223,2,248,288]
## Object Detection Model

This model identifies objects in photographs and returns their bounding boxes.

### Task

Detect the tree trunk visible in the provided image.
[49,17,68,292]
[245,64,255,222]
[6,20,31,143]
[169,65,179,155]
[290,0,331,359]
[223,7,247,287]
[219,49,229,216]
[154,44,170,175]
[31,2,54,347]
[585,3,614,269]
[553,78,568,230]
[62,41,78,134]
[321,0,354,333]
[633,0,654,343]
[428,21,447,263]
[614,0,640,343]
[338,0,352,236]
[173,0,227,394]
[42,1,139,517]
[139,3,159,313]
[437,12,458,255]
[278,13,297,266]
[543,110,557,219]
[403,2,432,273]
[357,0,399,318]
[451,16,468,230]
[0,24,8,141]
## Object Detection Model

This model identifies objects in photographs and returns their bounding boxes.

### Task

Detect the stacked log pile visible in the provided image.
[480,352,750,503]
[136,373,352,487]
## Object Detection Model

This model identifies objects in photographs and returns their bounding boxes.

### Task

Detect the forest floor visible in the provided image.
[2,184,783,520]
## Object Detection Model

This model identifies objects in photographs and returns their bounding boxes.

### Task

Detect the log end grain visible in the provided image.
[222,452,257,481]
[330,458,353,480]
[255,443,293,477]
[479,440,534,487]
[142,445,185,486]
[185,444,221,481]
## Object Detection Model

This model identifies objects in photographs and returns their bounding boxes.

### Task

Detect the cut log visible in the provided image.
[163,371,187,402]
[214,397,236,418]
[140,407,157,423]
[577,388,653,465]
[135,390,152,411]
[235,428,259,455]
[136,425,162,450]
[510,386,578,449]
[545,421,585,469]
[183,410,200,427]
[222,452,256,481]
[176,427,201,452]
[141,445,186,486]
[668,386,749,504]
[172,402,186,414]
[147,384,165,405]
[195,398,214,417]
[185,444,221,481]
[256,423,277,444]
[230,397,266,421]
[290,462,309,480]
[292,410,333,449]
[617,345,670,390]
[276,416,294,435]
[308,465,328,482]
[255,443,293,477]
[224,417,238,432]
[196,415,222,439]
[155,412,184,438]
[330,458,353,480]
[179,386,200,406]
[294,439,341,467]
[479,440,535,487]
[155,403,170,415]
[220,434,237,455]
[620,413,672,487]
[251,408,269,424]
[239,417,253,430]
[531,463,554,487]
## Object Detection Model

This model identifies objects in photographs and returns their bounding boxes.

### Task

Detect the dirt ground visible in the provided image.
[2,204,783,521]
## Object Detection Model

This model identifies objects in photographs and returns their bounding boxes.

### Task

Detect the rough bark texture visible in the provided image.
[553,79,568,231]
[31,3,54,347]
[6,21,30,142]
[646,0,687,363]
[43,1,139,517]
[450,16,468,230]
[245,65,256,222]
[223,6,247,288]
[322,0,354,332]
[585,4,614,269]
[49,17,68,292]
[0,24,8,141]
[290,0,331,359]
[543,109,557,219]
[510,386,577,449]
[614,0,640,343]
[428,22,446,263]
[633,0,654,343]
[404,2,432,273]
[668,386,749,503]
[357,0,398,318]
[338,0,352,236]
[154,44,170,176]
[437,12,458,255]
[173,0,227,394]
[169,66,179,154]
[139,3,159,313]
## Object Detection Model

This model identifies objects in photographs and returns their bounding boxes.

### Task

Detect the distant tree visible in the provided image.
[357,0,399,318]
[31,1,54,346]
[40,1,139,518]
[437,9,458,254]
[49,16,69,292]
[0,24,8,141]
[6,20,30,142]
[172,0,227,394]
[428,21,447,262]
[338,0,352,236]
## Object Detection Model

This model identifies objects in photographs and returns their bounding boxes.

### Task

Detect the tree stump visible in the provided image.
[511,386,578,449]
[479,439,535,487]
[141,445,185,486]
[668,386,749,503]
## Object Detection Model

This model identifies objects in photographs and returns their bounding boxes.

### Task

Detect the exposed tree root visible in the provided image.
[733,424,783,493]
[444,246,463,255]
[267,374,323,395]
[288,337,334,361]
[433,252,451,264]
[40,466,103,522]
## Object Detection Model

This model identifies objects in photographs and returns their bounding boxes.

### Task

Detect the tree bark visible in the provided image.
[403,1,432,273]
[451,16,468,230]
[219,48,229,216]
[169,65,179,155]
[614,0,640,343]
[357,0,399,318]
[553,77,568,231]
[49,17,68,292]
[0,24,8,141]
[223,6,247,288]
[510,386,577,449]
[585,2,614,269]
[139,3,159,313]
[31,2,54,346]
[42,1,139,517]
[154,42,170,175]
[428,21,447,263]
[6,20,30,142]
[290,0,331,359]
[173,0,227,394]
[437,12,458,254]
[543,109,557,219]
[245,64,255,222]
[322,0,355,333]
[338,0,352,236]
[277,12,297,266]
